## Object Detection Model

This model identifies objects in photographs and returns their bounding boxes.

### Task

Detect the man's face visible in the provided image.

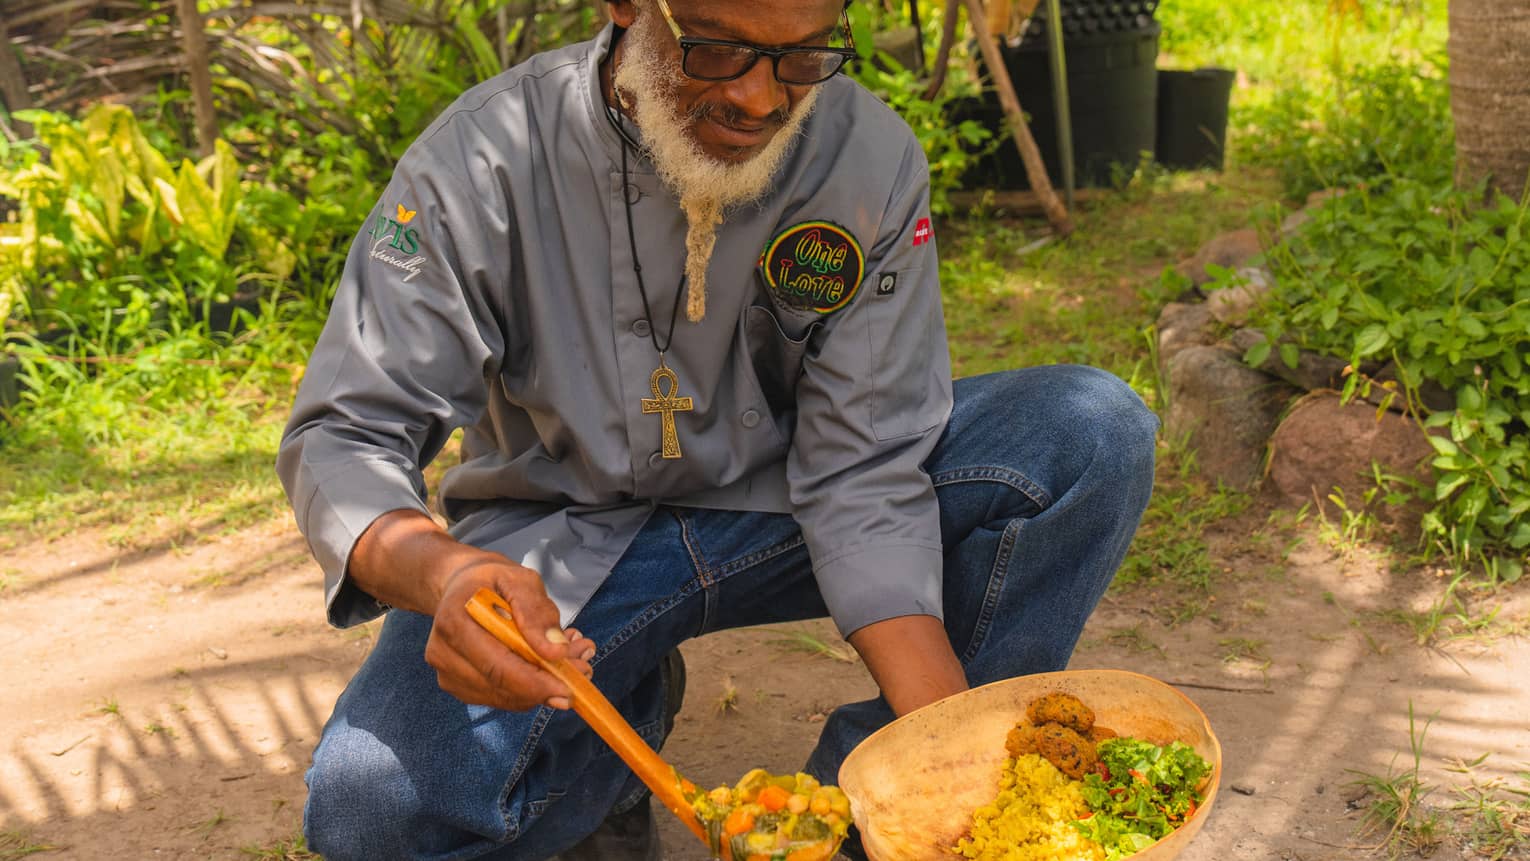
[609,0,845,165]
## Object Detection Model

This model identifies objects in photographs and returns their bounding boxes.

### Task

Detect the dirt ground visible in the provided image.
[2,489,1527,860]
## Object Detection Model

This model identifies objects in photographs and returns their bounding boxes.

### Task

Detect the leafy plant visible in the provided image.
[1236,58,1454,200]
[845,2,995,215]
[1231,175,1530,578]
[0,104,302,345]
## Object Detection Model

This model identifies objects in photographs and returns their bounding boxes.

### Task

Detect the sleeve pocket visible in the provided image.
[867,268,943,441]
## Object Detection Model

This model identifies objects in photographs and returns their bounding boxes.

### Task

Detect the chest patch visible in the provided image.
[759,220,865,314]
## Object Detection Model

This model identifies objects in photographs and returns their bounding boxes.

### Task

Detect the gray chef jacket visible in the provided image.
[277,24,954,638]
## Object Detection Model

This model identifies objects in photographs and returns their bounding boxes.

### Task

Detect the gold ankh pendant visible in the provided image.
[640,362,693,460]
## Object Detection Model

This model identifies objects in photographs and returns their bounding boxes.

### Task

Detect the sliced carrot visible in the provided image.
[757,785,791,812]
[723,807,755,836]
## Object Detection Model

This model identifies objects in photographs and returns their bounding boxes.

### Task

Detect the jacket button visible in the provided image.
[649,451,664,468]
[741,409,761,428]
[632,319,652,338]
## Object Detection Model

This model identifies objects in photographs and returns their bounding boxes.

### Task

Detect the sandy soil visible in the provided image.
[2,493,1527,860]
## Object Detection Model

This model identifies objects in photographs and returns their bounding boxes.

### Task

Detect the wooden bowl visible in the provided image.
[837,670,1222,861]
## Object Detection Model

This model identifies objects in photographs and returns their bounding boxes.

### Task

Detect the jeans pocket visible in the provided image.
[962,518,1021,662]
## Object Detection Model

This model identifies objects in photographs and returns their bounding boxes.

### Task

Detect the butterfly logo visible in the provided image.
[396,203,417,224]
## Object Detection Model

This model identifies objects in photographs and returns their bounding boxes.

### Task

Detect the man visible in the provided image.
[277,0,1158,858]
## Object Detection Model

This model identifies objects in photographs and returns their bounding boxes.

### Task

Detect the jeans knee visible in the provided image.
[1069,365,1158,484]
[304,727,417,860]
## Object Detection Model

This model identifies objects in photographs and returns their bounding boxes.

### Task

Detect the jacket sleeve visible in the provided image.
[276,137,509,627]
[787,137,954,639]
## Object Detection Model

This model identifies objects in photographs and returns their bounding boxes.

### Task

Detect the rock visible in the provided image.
[1306,188,1346,209]
[1156,302,1219,362]
[1205,266,1274,327]
[1231,783,1256,796]
[1267,393,1435,519]
[1229,329,1349,393]
[1166,345,1299,489]
[1175,228,1266,286]
[1279,208,1311,238]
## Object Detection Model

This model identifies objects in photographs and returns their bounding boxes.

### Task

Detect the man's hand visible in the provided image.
[848,614,968,717]
[348,509,596,712]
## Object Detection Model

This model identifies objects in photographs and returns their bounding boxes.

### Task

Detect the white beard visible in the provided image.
[612,5,821,321]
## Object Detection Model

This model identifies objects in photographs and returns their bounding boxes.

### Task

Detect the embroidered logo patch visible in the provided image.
[368,201,427,282]
[876,273,897,296]
[759,220,866,314]
[912,217,933,246]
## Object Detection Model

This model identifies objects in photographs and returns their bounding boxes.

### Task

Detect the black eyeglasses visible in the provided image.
[653,0,857,86]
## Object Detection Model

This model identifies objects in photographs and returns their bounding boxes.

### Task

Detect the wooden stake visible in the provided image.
[961,0,1073,235]
[174,0,219,157]
[0,21,33,139]
[922,0,961,100]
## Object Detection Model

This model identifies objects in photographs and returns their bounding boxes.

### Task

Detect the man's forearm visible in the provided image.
[347,508,467,616]
[848,614,968,716]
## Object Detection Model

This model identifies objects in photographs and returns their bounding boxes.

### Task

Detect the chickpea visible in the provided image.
[786,793,809,815]
[809,792,832,817]
[829,795,851,818]
[709,786,732,807]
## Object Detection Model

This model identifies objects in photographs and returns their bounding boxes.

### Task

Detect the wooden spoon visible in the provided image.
[464,588,710,848]
[468,589,847,861]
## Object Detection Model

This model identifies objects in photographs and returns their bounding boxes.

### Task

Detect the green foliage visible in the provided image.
[0,104,317,344]
[844,3,994,215]
[1235,178,1530,575]
[1158,0,1446,87]
[1237,58,1454,201]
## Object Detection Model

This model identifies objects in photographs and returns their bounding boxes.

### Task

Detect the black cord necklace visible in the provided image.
[609,99,693,460]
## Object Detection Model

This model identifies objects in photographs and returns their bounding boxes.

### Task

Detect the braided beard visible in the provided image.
[613,5,820,322]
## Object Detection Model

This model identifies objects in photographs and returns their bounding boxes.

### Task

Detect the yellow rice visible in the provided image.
[951,754,1105,861]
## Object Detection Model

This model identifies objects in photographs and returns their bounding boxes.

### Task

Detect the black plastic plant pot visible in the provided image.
[1156,67,1236,171]
[0,353,19,414]
[960,24,1162,190]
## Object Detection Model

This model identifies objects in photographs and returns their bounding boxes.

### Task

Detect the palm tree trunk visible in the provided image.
[1449,0,1530,200]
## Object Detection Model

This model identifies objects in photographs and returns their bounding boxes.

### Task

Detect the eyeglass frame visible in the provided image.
[651,0,858,86]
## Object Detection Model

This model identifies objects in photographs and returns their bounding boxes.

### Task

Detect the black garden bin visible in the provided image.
[961,23,1162,190]
[1155,67,1236,171]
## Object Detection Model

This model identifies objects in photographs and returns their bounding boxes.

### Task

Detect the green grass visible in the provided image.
[1449,757,1530,861]
[939,169,1283,384]
[0,830,58,860]
[766,627,858,664]
[1348,704,1447,859]
[1113,441,1251,592]
[241,833,319,860]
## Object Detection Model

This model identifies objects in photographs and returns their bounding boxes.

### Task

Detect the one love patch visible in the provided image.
[759,220,865,314]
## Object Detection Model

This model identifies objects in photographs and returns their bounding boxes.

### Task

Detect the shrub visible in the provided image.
[1239,179,1529,579]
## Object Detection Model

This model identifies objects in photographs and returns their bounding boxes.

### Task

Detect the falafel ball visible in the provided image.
[1089,724,1118,743]
[1025,692,1096,734]
[1004,722,1098,780]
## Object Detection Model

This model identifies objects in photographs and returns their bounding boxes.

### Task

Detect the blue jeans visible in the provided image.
[303,366,1158,860]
